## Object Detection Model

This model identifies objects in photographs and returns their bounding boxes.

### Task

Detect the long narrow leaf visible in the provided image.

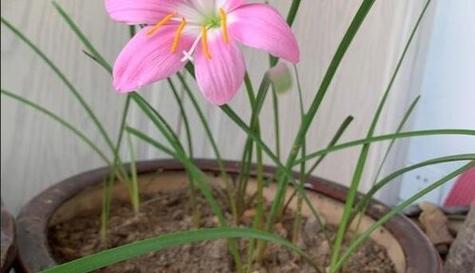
[371,96,421,185]
[38,228,313,273]
[1,17,115,152]
[52,2,112,73]
[175,73,229,177]
[351,153,475,220]
[266,0,376,233]
[295,129,475,165]
[350,95,421,229]
[175,73,239,223]
[125,130,140,212]
[126,127,175,157]
[168,78,193,157]
[126,124,226,225]
[306,116,354,177]
[1,89,110,165]
[330,1,432,267]
[130,93,184,152]
[220,105,281,166]
[221,102,474,170]
[333,161,475,273]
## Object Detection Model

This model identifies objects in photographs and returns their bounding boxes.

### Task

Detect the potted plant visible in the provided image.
[1,0,474,273]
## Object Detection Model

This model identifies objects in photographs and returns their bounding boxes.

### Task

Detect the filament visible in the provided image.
[146,12,176,36]
[171,18,187,53]
[201,26,211,59]
[219,8,229,44]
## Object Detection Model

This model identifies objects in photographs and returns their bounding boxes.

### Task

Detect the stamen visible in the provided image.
[171,18,187,53]
[146,12,176,36]
[219,8,229,44]
[201,26,211,59]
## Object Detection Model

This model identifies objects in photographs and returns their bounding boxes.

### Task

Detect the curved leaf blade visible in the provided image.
[39,228,310,273]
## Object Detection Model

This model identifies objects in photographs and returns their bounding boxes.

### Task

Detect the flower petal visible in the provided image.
[228,3,300,63]
[217,0,246,11]
[195,32,245,105]
[105,0,181,25]
[113,25,193,92]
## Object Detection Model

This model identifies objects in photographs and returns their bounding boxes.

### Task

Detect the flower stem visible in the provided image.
[168,77,200,227]
[253,124,266,264]
[291,64,307,244]
[264,0,376,241]
[176,73,238,224]
[126,130,140,215]
[330,1,431,269]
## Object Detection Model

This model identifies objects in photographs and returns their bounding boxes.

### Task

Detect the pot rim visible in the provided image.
[16,159,441,273]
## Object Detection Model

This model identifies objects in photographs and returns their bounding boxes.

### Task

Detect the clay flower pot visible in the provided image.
[1,202,17,273]
[16,159,442,273]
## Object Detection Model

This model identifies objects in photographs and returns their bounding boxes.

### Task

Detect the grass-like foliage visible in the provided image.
[1,0,474,273]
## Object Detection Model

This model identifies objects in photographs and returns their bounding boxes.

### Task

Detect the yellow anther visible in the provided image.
[146,12,176,35]
[171,18,187,53]
[219,8,229,44]
[201,26,212,59]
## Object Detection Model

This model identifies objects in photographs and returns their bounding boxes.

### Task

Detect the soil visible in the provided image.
[48,188,396,273]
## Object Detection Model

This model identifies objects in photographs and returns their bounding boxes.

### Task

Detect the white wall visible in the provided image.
[1,0,433,213]
[399,0,475,205]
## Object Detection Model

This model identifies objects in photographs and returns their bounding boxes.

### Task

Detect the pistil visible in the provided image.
[180,32,203,62]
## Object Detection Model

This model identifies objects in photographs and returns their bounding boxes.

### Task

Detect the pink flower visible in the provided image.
[107,0,300,105]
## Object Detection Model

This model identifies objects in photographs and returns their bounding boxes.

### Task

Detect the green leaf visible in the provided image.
[53,1,140,220]
[351,153,475,220]
[125,124,226,225]
[266,0,377,234]
[1,89,110,165]
[286,0,303,26]
[175,73,228,176]
[349,96,421,229]
[0,16,115,153]
[305,115,354,177]
[295,129,475,165]
[332,161,475,273]
[125,127,175,157]
[167,78,194,157]
[220,102,474,175]
[52,2,112,73]
[330,1,432,267]
[38,228,313,273]
[371,95,421,186]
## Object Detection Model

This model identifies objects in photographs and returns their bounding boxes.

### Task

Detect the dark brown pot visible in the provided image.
[16,159,442,273]
[1,202,17,273]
